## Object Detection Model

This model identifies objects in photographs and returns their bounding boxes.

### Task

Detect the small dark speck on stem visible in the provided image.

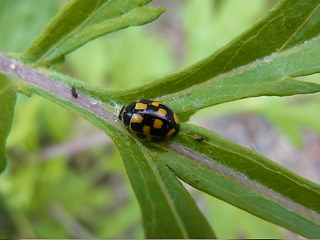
[71,86,78,98]
[195,137,204,142]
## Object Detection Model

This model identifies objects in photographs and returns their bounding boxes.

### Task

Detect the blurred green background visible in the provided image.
[1,0,319,238]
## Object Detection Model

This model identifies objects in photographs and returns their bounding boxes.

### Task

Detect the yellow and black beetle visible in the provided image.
[118,99,180,142]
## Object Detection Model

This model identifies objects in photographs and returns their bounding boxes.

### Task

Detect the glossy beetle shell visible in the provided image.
[118,99,180,142]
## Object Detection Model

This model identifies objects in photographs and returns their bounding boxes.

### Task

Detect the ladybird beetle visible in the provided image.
[118,99,180,142]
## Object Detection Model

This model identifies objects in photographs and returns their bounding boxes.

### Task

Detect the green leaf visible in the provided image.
[2,0,320,237]
[103,0,320,119]
[3,53,319,237]
[0,74,16,173]
[24,66,320,237]
[22,85,216,238]
[162,38,320,117]
[21,0,164,66]
[4,58,215,237]
[154,123,320,238]
[110,128,216,239]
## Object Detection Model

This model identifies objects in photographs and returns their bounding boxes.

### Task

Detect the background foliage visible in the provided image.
[0,0,319,238]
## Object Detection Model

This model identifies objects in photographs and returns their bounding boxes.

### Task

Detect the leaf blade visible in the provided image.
[111,129,216,238]
[3,52,319,237]
[21,0,164,65]
[114,0,320,97]
[101,0,320,120]
[0,74,16,173]
[110,35,320,120]
[153,123,320,238]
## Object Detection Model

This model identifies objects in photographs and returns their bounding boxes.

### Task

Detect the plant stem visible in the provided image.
[0,53,116,122]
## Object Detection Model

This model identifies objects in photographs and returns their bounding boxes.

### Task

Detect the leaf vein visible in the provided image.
[278,2,320,52]
[134,138,190,238]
